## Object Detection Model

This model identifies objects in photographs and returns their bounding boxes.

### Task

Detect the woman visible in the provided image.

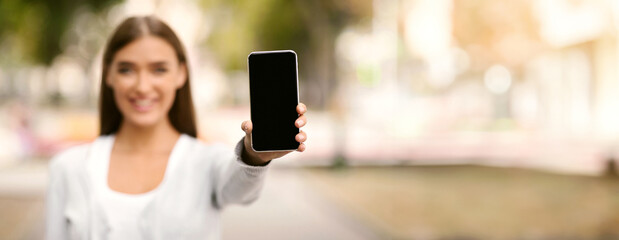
[46,16,307,239]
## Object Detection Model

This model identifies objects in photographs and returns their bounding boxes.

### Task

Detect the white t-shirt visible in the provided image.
[99,187,156,240]
[46,134,270,240]
[98,137,160,240]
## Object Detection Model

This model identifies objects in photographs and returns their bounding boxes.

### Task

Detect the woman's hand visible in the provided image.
[240,103,307,166]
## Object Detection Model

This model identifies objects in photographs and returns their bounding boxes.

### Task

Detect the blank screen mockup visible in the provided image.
[248,51,299,151]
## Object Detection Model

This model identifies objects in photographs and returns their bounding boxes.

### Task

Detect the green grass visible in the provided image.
[302,165,619,240]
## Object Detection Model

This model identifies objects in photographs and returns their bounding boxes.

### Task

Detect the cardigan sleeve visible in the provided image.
[46,155,68,240]
[211,138,270,209]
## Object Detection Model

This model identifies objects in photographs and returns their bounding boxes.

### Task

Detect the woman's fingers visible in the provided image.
[243,104,307,154]
[295,114,307,128]
[297,103,307,115]
[295,130,307,152]
[296,103,307,153]
[297,143,306,152]
[241,120,253,135]
[295,130,307,143]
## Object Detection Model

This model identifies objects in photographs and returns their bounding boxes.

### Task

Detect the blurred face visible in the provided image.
[106,35,186,129]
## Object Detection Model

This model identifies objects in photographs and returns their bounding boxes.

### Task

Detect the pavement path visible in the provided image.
[0,160,376,240]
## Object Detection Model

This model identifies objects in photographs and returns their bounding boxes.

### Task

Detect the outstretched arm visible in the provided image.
[211,103,308,208]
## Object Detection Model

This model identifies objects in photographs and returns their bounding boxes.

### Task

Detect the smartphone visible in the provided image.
[247,50,300,152]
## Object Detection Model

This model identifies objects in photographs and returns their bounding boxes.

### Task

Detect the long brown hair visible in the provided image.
[99,16,197,137]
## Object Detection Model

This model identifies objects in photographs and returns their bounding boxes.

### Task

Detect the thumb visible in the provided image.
[241,120,253,136]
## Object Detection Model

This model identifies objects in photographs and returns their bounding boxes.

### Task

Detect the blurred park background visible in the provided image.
[2,0,619,239]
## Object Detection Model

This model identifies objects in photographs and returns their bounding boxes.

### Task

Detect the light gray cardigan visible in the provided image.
[46,134,269,240]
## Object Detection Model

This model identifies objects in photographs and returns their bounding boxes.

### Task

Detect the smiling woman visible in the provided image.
[45,15,308,239]
[99,16,196,137]
[107,36,188,134]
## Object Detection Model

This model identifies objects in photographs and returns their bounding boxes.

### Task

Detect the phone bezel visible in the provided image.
[247,50,300,152]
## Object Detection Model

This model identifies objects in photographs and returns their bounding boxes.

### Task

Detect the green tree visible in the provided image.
[203,0,372,109]
[0,0,120,66]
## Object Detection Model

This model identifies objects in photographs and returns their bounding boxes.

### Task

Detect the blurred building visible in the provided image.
[1,0,619,174]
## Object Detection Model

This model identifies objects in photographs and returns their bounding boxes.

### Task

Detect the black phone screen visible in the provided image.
[248,50,300,151]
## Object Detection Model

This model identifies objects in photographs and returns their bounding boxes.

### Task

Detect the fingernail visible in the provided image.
[297,120,304,126]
